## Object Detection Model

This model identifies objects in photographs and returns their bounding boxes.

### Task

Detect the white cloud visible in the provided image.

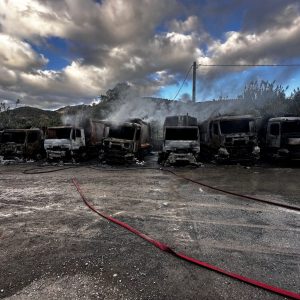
[0,0,72,39]
[169,16,199,33]
[0,0,300,109]
[194,7,300,80]
[18,60,109,98]
[0,33,47,70]
[0,65,18,87]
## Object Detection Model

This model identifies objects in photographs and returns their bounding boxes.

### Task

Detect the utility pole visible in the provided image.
[192,61,197,102]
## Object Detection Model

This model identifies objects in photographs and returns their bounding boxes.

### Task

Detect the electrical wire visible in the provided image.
[198,64,300,67]
[172,64,193,100]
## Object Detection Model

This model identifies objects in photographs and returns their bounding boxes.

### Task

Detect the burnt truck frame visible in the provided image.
[260,117,300,160]
[0,128,44,160]
[44,120,107,161]
[101,119,151,163]
[199,115,260,163]
[158,115,200,166]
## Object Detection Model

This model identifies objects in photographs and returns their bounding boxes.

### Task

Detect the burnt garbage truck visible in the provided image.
[158,115,200,166]
[199,115,260,163]
[0,128,44,160]
[259,117,300,160]
[101,118,151,163]
[44,119,107,161]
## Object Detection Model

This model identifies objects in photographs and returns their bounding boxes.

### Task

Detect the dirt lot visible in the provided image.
[0,158,299,299]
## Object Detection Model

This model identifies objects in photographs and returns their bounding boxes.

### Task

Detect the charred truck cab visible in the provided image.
[263,117,300,160]
[200,115,260,163]
[159,115,200,166]
[44,120,107,161]
[101,119,151,163]
[0,129,44,160]
[44,126,85,160]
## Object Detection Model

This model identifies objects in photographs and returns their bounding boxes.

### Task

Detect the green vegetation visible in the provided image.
[0,106,62,129]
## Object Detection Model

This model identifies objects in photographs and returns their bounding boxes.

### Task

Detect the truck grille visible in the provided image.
[227,146,253,158]
[288,145,300,153]
[233,140,247,146]
[110,144,122,150]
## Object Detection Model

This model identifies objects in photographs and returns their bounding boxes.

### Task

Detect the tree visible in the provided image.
[15,99,21,108]
[100,82,131,103]
[239,80,288,115]
[287,88,300,115]
[0,101,9,112]
[241,80,286,102]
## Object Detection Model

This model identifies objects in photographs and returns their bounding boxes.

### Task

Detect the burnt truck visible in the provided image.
[199,115,260,163]
[0,128,44,160]
[101,118,151,163]
[259,117,300,160]
[158,115,200,166]
[44,119,107,161]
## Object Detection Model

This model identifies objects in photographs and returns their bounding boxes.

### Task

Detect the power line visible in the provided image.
[172,63,300,102]
[198,64,300,67]
[172,64,193,101]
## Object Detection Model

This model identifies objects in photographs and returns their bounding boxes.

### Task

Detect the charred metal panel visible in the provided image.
[262,117,300,160]
[0,129,43,160]
[101,119,151,164]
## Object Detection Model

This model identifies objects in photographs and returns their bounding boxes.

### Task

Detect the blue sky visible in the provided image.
[0,0,300,109]
[32,37,71,70]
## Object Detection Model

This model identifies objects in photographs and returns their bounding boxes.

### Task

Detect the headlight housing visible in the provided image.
[252,146,260,155]
[218,147,229,157]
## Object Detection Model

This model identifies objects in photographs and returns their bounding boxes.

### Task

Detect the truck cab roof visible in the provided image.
[269,117,300,122]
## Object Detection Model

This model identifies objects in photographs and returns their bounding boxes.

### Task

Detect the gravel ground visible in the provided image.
[0,159,299,299]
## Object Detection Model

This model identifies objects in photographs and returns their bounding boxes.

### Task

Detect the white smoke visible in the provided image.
[106,95,253,126]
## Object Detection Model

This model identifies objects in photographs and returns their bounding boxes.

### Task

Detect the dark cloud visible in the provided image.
[241,0,300,33]
[0,0,300,109]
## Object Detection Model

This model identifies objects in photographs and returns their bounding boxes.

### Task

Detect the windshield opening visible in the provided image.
[282,121,300,134]
[109,126,135,140]
[220,119,251,134]
[27,131,40,143]
[46,128,71,139]
[165,127,198,140]
[2,131,26,143]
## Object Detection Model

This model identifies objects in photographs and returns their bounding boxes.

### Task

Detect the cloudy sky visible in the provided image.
[0,0,300,109]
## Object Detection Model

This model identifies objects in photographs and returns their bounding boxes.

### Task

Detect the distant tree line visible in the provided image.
[238,80,300,116]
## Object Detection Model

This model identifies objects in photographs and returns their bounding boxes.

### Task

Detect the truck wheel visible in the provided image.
[36,153,42,161]
[157,153,163,164]
[137,150,144,161]
[80,151,88,161]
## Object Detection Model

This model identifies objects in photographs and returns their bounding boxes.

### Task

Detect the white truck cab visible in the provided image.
[44,126,85,160]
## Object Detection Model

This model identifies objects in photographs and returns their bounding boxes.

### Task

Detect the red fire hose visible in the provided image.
[72,177,300,300]
[163,169,300,212]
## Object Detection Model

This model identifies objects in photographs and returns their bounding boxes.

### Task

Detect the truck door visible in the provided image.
[211,121,220,149]
[26,131,40,157]
[73,128,85,148]
[267,122,281,148]
[134,128,140,152]
[70,128,81,150]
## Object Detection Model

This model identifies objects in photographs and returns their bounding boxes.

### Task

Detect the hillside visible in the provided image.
[0,106,62,129]
[0,93,298,130]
